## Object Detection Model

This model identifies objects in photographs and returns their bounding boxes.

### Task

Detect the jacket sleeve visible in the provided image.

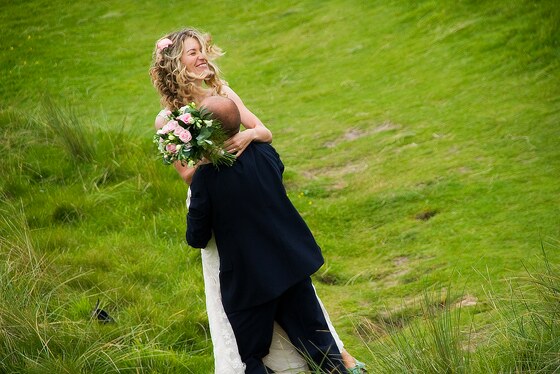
[261,143,285,180]
[186,172,212,248]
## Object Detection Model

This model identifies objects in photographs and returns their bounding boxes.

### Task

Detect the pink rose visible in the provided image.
[166,143,177,154]
[177,113,193,124]
[173,126,184,137]
[160,120,178,134]
[179,129,192,143]
[157,38,173,51]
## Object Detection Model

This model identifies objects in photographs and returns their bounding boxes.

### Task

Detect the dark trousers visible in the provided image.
[226,277,346,374]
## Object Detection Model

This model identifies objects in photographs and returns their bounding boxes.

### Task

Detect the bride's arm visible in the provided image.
[222,86,272,156]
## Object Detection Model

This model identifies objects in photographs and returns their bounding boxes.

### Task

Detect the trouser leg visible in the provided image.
[275,278,346,373]
[227,300,277,374]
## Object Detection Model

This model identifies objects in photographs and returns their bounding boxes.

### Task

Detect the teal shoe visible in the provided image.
[347,359,367,373]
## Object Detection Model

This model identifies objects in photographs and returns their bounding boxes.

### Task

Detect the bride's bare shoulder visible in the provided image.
[221,85,240,100]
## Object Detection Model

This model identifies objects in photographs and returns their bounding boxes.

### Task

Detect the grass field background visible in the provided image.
[1,0,558,372]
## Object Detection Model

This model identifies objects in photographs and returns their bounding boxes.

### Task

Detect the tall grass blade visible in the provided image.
[41,97,96,162]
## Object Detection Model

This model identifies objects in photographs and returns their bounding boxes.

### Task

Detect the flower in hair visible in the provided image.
[157,38,173,51]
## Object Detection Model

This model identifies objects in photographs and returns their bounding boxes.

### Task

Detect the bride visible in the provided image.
[150,27,365,373]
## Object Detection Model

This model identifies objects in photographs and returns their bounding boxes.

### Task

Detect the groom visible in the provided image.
[186,96,347,373]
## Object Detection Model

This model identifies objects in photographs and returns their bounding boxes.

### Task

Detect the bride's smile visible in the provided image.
[181,37,210,79]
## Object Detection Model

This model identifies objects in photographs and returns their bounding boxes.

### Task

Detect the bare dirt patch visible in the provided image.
[383,256,411,287]
[324,121,401,148]
[454,294,478,308]
[301,162,369,190]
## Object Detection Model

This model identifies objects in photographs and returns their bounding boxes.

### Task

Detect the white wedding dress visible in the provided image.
[188,190,344,373]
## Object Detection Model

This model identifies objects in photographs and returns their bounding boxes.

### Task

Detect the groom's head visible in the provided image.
[200,96,241,137]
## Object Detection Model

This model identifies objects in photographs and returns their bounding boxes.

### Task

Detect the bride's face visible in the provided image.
[181,37,210,78]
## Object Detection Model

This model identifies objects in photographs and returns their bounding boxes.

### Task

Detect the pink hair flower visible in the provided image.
[157,38,173,51]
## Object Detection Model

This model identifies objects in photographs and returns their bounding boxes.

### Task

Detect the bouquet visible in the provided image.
[153,103,236,167]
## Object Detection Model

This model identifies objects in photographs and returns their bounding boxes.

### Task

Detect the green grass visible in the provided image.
[1,0,559,372]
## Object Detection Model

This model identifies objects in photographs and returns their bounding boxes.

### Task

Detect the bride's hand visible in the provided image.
[224,129,256,157]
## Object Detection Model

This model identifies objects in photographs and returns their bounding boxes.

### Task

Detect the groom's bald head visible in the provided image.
[200,96,241,137]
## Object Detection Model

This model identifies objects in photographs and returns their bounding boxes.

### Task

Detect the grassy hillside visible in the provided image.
[1,0,558,372]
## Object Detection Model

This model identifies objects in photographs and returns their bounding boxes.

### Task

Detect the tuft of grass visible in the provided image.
[359,288,472,373]
[353,244,560,373]
[40,97,97,163]
[480,243,560,373]
[0,200,208,373]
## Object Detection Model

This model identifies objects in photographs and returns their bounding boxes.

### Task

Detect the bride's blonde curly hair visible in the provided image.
[150,28,226,110]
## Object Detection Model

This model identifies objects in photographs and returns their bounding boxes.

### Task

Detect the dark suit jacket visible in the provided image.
[186,143,324,313]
